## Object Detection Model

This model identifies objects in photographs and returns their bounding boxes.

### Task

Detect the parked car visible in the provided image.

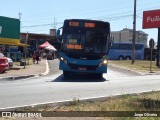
[0,57,9,73]
[0,53,4,57]
[7,57,13,68]
[0,52,13,70]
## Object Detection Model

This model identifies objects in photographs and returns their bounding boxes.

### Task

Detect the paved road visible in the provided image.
[0,59,160,109]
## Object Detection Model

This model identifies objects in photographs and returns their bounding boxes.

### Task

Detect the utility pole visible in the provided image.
[131,0,136,64]
[18,12,22,27]
[156,28,160,66]
[54,17,56,29]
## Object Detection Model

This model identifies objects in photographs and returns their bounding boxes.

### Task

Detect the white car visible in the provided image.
[0,53,4,57]
[7,57,13,69]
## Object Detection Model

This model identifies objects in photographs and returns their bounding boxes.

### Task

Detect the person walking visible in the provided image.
[34,49,40,64]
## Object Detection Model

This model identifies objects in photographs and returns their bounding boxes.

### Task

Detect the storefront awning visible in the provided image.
[0,37,29,46]
[0,42,29,46]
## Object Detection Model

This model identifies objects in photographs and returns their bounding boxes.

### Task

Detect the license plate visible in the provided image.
[79,67,87,70]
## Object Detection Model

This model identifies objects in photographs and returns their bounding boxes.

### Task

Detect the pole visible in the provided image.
[24,32,28,68]
[156,28,160,66]
[150,48,153,72]
[131,0,136,64]
[54,17,56,29]
[24,47,26,69]
[18,12,22,27]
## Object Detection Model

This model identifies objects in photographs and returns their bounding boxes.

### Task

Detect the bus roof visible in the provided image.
[64,19,110,24]
[63,19,110,30]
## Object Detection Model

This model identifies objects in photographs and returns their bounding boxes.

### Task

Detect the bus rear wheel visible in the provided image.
[125,56,131,60]
[118,56,124,60]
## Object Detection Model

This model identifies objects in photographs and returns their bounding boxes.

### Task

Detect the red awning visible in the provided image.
[39,41,57,51]
[39,41,52,48]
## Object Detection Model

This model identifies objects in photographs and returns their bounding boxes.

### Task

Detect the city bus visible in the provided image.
[57,19,111,78]
[144,48,157,60]
[108,42,144,60]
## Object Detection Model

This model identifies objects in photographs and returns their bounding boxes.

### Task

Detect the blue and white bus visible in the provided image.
[108,42,144,60]
[57,19,111,78]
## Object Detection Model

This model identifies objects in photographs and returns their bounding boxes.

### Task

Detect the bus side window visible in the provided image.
[135,44,142,50]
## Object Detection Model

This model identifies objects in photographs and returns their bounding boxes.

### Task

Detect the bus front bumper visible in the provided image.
[59,62,107,73]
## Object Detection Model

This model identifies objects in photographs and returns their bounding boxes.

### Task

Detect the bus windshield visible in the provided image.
[62,28,109,53]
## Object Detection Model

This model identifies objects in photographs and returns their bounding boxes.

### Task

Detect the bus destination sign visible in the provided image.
[69,22,79,27]
[69,22,95,28]
[85,23,95,28]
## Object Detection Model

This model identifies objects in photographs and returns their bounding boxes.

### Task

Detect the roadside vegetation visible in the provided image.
[109,60,160,74]
[1,91,158,120]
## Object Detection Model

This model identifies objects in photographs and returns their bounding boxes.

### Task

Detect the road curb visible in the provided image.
[0,60,49,80]
[0,75,36,80]
[39,60,50,76]
[0,91,153,111]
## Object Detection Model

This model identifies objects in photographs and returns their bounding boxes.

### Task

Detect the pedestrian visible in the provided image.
[34,49,40,64]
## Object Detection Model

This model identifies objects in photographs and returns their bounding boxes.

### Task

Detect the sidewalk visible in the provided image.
[0,59,48,80]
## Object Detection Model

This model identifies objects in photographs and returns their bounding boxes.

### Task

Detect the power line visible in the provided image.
[20,2,160,31]
[21,22,63,28]
[23,0,125,19]
[21,1,160,23]
[21,24,52,28]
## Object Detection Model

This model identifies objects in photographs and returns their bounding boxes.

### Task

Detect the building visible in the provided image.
[0,16,27,61]
[111,28,148,47]
[20,30,60,57]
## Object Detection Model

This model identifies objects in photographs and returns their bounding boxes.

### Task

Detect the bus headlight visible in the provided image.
[103,60,108,64]
[60,57,68,65]
[60,57,64,61]
[98,60,108,67]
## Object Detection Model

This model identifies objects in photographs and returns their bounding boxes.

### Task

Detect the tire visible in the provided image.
[118,56,124,60]
[125,56,131,60]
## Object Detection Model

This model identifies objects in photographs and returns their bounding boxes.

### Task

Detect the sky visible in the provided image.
[0,0,160,45]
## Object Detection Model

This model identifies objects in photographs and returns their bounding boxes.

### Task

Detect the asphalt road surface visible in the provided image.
[0,59,160,109]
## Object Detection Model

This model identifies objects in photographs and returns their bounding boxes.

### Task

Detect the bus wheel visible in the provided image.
[125,56,131,60]
[118,56,124,60]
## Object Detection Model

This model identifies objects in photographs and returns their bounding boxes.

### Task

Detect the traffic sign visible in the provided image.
[149,38,155,49]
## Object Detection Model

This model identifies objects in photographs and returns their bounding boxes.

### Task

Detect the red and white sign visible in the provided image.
[143,9,160,29]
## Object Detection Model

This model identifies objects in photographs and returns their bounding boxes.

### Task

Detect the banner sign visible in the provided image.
[143,9,160,29]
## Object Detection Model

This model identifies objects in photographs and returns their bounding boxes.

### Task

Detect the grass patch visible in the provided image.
[2,91,158,120]
[109,60,160,73]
